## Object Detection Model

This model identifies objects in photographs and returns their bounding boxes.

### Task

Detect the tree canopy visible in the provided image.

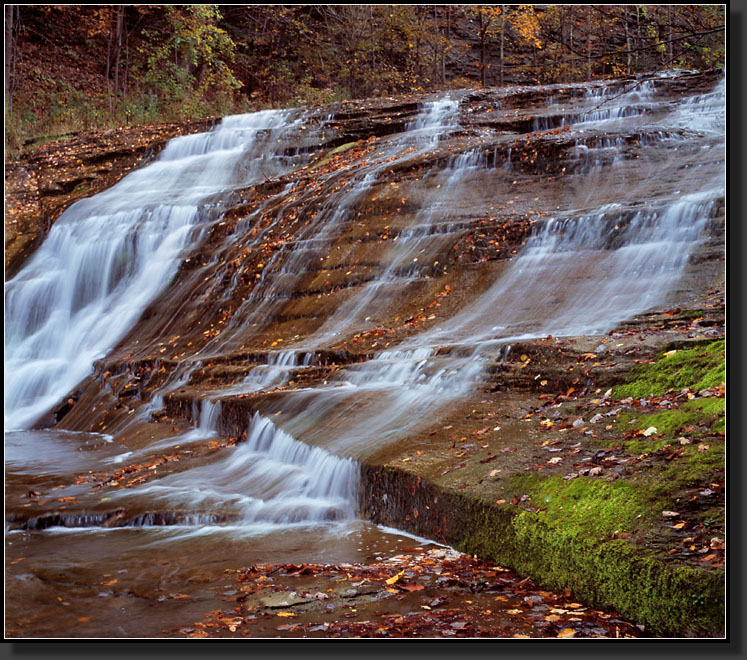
[5,5,725,150]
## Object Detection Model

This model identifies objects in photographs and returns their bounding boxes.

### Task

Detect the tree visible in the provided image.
[137,5,240,115]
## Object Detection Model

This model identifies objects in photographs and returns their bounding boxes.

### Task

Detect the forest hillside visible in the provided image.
[5,5,725,154]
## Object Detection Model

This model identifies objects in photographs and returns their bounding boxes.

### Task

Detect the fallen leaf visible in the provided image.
[557,628,576,638]
[386,570,405,585]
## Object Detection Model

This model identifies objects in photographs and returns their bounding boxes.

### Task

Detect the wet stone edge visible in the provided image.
[357,461,724,638]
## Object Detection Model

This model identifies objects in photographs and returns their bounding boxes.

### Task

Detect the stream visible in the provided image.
[5,70,724,637]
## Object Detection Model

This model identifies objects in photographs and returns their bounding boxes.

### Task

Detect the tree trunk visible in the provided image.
[635,5,641,71]
[668,5,673,68]
[586,6,592,81]
[499,8,505,86]
[5,4,16,114]
[568,7,576,81]
[442,5,450,85]
[479,12,486,87]
[105,9,113,115]
[124,24,129,98]
[112,6,123,110]
[624,7,632,75]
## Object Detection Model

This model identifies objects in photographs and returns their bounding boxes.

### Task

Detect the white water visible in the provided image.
[5,74,724,529]
[254,74,725,457]
[5,109,311,430]
[186,96,463,355]
[109,412,358,533]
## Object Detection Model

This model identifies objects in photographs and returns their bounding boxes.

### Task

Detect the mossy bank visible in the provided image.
[359,460,723,637]
[359,336,725,637]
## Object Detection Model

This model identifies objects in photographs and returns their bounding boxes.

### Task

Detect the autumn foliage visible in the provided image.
[5,5,725,151]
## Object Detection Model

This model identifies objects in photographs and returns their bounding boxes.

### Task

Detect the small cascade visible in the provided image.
[403,96,460,147]
[116,412,358,530]
[222,350,313,396]
[191,399,222,436]
[532,78,658,131]
[419,195,718,346]
[309,148,485,343]
[5,108,317,430]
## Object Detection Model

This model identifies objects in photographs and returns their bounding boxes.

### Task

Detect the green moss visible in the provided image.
[652,443,725,491]
[363,463,724,636]
[613,340,725,399]
[506,473,651,538]
[617,398,725,445]
[451,495,724,636]
[309,141,357,170]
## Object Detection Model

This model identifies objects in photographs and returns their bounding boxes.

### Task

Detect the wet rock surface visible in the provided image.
[164,548,644,638]
[5,69,725,637]
[5,118,214,278]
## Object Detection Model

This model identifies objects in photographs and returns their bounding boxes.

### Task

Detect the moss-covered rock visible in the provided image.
[612,341,725,399]
[359,462,724,637]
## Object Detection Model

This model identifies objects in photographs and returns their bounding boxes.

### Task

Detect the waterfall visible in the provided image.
[5,109,312,429]
[112,411,358,531]
[5,72,724,522]
[253,74,724,457]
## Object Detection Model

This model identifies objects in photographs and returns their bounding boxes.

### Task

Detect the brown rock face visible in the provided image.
[5,71,724,638]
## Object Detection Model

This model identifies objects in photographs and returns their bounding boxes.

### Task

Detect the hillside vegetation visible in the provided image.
[5,5,725,155]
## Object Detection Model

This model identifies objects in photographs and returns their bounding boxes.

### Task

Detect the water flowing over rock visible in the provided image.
[4,70,725,637]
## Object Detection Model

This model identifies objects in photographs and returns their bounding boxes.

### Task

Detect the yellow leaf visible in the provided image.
[386,570,405,585]
[277,612,297,618]
[558,628,576,638]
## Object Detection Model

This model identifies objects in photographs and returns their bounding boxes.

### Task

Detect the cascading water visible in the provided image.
[4,109,313,430]
[128,412,358,529]
[5,71,724,637]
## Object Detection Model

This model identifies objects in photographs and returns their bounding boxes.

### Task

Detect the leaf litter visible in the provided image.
[165,547,642,638]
